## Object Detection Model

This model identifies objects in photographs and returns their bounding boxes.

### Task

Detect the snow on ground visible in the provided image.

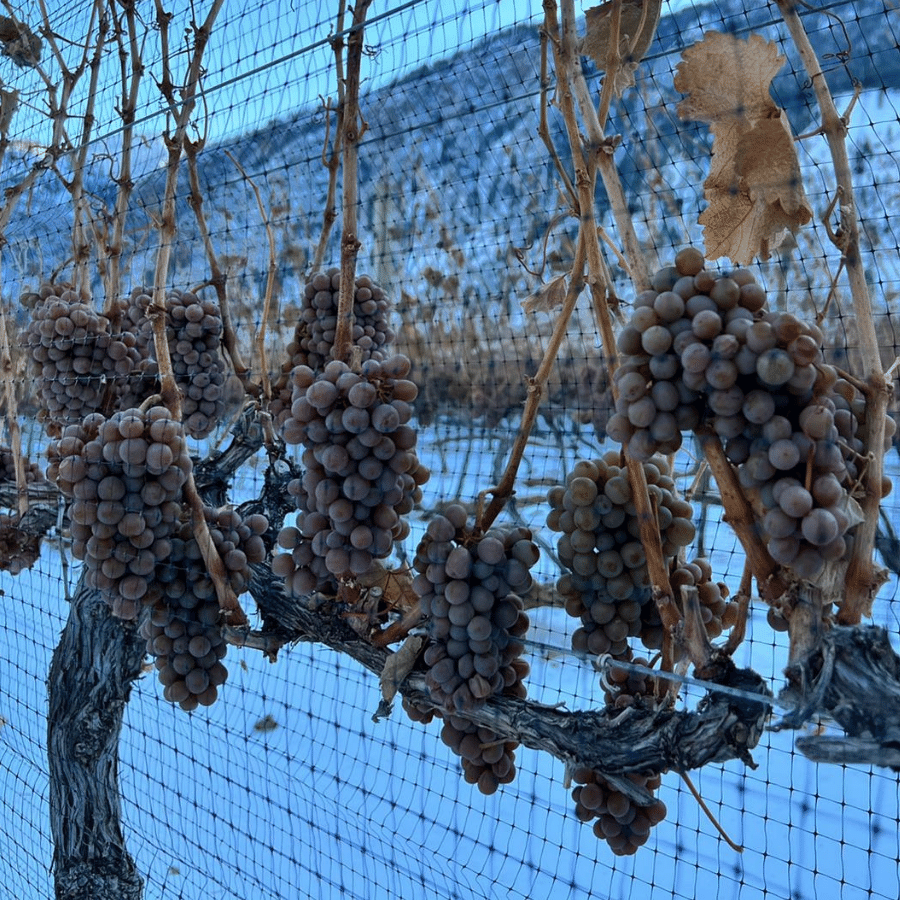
[3,419,900,900]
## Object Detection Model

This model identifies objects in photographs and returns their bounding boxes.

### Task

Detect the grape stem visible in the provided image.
[0,273,27,517]
[676,767,743,853]
[150,0,225,417]
[224,148,274,400]
[101,0,143,321]
[775,0,890,624]
[313,1,347,272]
[184,482,249,629]
[537,26,577,209]
[546,0,677,635]
[722,560,753,656]
[333,0,373,365]
[183,139,253,387]
[695,427,789,603]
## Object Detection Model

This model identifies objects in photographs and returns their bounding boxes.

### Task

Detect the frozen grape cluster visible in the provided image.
[124,288,228,438]
[0,514,42,574]
[412,504,534,714]
[600,654,662,710]
[23,283,142,436]
[271,269,394,425]
[47,406,191,620]
[407,504,535,794]
[141,507,268,711]
[439,716,521,796]
[670,556,738,641]
[607,249,893,582]
[571,767,667,856]
[273,354,427,593]
[546,452,695,659]
[400,699,520,797]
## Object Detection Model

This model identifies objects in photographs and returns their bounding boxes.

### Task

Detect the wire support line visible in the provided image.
[520,634,791,710]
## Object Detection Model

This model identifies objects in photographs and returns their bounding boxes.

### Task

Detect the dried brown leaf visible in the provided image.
[378,634,425,708]
[674,31,785,123]
[582,0,661,93]
[522,274,568,314]
[675,32,812,265]
[737,116,810,216]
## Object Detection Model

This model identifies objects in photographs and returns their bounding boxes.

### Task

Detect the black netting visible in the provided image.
[0,1,898,898]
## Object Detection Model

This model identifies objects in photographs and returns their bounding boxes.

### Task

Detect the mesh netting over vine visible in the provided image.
[0,1,899,899]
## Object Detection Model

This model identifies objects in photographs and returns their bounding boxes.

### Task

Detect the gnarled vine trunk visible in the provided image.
[47,576,145,900]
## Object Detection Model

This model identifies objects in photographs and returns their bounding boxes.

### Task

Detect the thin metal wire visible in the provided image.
[522,634,789,709]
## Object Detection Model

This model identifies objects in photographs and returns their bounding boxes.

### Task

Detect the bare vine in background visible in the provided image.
[184,137,252,385]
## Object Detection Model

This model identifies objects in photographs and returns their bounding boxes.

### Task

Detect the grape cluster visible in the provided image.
[124,288,228,438]
[46,406,191,620]
[412,505,534,714]
[23,283,142,436]
[571,767,667,856]
[0,514,42,574]
[141,507,267,711]
[273,354,427,592]
[546,453,695,659]
[670,557,738,641]
[404,505,534,794]
[0,446,45,485]
[607,249,892,582]
[600,655,662,710]
[270,269,394,425]
[399,697,519,796]
[440,716,520,796]
[271,477,336,597]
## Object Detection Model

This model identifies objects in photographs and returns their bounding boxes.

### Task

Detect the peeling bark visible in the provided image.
[781,625,900,768]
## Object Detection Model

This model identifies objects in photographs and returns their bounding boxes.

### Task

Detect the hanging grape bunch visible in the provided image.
[546,452,696,660]
[123,287,228,438]
[669,556,737,641]
[606,248,893,584]
[274,354,427,595]
[270,268,394,425]
[23,283,143,436]
[141,507,268,712]
[271,475,340,598]
[571,767,667,856]
[0,446,47,575]
[0,515,42,575]
[412,504,534,712]
[409,503,535,794]
[46,406,191,620]
[0,446,46,486]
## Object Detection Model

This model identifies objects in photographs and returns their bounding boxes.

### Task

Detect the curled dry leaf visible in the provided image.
[521,274,568,314]
[0,88,18,136]
[378,634,425,710]
[674,31,813,265]
[581,0,662,94]
[0,16,41,68]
